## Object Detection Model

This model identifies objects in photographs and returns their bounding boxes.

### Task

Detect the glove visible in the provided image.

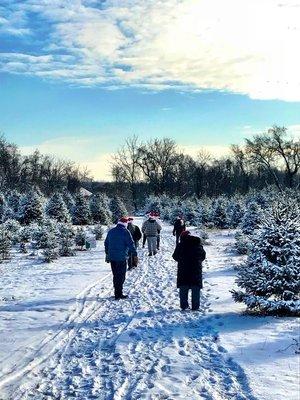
[105,255,110,263]
[133,256,139,266]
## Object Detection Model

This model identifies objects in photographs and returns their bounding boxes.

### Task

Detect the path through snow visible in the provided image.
[1,222,258,400]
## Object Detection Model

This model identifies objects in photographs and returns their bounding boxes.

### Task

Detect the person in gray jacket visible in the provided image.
[142,213,162,256]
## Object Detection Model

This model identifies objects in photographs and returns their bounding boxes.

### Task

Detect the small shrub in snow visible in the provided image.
[232,198,300,315]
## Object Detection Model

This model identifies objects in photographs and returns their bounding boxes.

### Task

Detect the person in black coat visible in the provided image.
[172,231,206,311]
[173,216,186,245]
[127,217,142,270]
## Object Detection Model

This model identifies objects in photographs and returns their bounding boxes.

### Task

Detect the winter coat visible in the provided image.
[172,235,206,288]
[127,223,142,243]
[142,219,162,237]
[105,224,137,262]
[173,219,186,236]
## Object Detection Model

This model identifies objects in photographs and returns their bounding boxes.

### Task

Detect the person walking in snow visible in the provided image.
[173,216,186,245]
[172,231,206,311]
[154,211,162,250]
[127,217,142,270]
[142,212,162,256]
[104,217,138,300]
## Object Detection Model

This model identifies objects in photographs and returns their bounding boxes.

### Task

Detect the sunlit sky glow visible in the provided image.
[1,0,300,180]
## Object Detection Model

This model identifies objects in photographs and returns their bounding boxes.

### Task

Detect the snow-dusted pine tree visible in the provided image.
[7,190,21,216]
[32,220,59,262]
[210,197,228,229]
[46,192,71,223]
[19,226,32,253]
[72,193,91,225]
[0,225,11,261]
[63,191,75,214]
[239,201,262,235]
[90,194,111,224]
[18,190,44,225]
[110,196,127,223]
[3,219,21,245]
[0,193,6,222]
[75,228,86,250]
[58,223,76,256]
[93,224,104,240]
[227,200,244,228]
[232,198,300,315]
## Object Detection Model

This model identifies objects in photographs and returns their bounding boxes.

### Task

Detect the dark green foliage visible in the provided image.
[18,191,44,225]
[0,225,11,261]
[72,194,91,225]
[46,192,71,223]
[232,199,300,315]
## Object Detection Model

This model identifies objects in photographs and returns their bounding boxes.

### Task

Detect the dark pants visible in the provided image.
[128,242,138,270]
[157,235,160,250]
[111,261,127,298]
[143,234,146,247]
[179,286,200,310]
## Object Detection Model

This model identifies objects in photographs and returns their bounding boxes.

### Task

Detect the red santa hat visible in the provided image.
[149,212,156,219]
[118,217,129,227]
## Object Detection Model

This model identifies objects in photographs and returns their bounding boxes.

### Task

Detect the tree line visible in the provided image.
[110,126,299,209]
[0,135,90,194]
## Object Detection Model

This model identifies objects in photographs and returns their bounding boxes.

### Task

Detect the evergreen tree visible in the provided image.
[232,199,300,315]
[63,191,75,214]
[240,201,262,235]
[0,225,11,261]
[72,193,91,225]
[93,224,104,240]
[210,197,228,228]
[75,228,86,250]
[19,226,32,253]
[90,194,111,224]
[7,190,21,216]
[32,220,59,262]
[46,192,71,223]
[58,223,76,256]
[18,190,44,225]
[227,201,243,228]
[110,196,127,223]
[234,231,250,255]
[3,219,21,245]
[0,193,6,222]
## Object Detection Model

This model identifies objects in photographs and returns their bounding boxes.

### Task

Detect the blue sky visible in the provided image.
[1,0,300,179]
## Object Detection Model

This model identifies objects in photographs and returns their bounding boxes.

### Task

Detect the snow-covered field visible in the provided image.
[0,219,299,399]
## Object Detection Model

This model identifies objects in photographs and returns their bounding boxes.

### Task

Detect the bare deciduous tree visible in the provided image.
[111,135,141,210]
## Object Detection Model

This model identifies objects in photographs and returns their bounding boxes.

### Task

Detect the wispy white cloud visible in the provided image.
[1,0,300,100]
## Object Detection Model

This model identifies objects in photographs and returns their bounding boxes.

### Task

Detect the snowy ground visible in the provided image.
[0,219,299,399]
